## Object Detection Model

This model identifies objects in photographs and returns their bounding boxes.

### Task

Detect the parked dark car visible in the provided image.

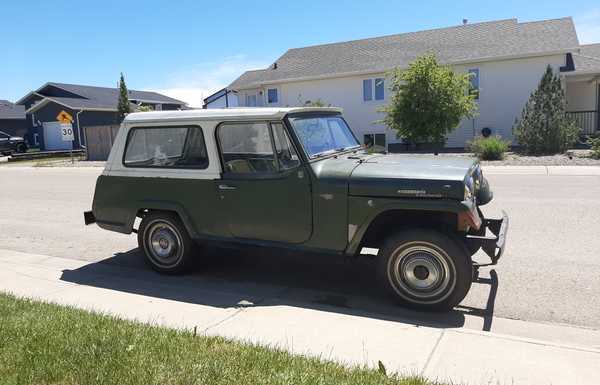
[0,130,27,155]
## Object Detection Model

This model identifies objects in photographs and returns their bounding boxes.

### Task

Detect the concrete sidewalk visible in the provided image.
[1,249,599,385]
[483,165,600,175]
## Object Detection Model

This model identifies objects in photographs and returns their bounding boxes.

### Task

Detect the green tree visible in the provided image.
[380,54,477,147]
[135,104,154,112]
[513,65,578,154]
[117,73,130,121]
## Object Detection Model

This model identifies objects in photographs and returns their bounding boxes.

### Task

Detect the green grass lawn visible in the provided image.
[0,293,439,385]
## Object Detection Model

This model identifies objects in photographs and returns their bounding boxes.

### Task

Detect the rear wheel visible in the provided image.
[138,212,196,274]
[377,229,472,311]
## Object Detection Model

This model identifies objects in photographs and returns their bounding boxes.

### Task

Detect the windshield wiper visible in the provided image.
[311,149,337,158]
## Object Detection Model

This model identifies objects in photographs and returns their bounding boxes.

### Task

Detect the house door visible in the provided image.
[216,121,312,244]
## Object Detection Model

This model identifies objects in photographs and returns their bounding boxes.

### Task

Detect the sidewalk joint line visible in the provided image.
[420,330,445,376]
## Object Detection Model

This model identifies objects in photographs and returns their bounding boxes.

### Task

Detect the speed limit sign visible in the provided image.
[61,124,74,142]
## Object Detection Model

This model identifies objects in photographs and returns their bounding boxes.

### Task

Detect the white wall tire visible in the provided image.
[138,212,196,274]
[377,229,472,311]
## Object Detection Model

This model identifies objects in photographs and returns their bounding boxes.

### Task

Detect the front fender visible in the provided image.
[344,196,472,255]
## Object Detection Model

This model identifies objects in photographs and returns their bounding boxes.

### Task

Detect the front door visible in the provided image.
[216,121,312,244]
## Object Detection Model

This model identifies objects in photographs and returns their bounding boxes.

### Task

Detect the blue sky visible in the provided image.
[2,0,600,106]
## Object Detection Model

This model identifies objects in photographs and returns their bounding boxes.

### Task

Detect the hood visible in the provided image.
[349,154,477,200]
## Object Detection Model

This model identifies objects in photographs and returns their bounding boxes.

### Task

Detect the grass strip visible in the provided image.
[0,293,440,385]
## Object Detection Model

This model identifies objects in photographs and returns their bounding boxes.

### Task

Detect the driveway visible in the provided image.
[0,166,599,330]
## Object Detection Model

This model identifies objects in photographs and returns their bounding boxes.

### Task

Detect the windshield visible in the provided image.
[288,115,360,158]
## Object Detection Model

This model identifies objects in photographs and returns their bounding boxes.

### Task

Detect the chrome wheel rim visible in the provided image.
[145,220,184,268]
[390,242,455,304]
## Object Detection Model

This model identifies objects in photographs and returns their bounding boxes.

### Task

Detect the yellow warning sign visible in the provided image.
[56,110,74,124]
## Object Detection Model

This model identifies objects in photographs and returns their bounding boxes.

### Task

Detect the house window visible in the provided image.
[375,78,385,100]
[363,78,384,101]
[33,133,39,146]
[363,79,373,101]
[246,94,257,107]
[469,69,480,100]
[364,133,386,148]
[267,88,278,104]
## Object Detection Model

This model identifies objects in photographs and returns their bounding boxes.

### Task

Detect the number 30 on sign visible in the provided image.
[61,124,74,141]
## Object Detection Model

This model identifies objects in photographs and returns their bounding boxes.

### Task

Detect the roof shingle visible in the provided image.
[0,100,25,120]
[230,17,579,89]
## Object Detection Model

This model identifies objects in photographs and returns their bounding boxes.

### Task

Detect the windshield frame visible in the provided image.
[285,112,361,161]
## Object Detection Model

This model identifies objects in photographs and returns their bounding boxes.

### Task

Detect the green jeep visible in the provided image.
[84,107,508,311]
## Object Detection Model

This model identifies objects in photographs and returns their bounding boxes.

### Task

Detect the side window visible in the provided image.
[123,126,208,168]
[218,122,276,174]
[271,123,300,170]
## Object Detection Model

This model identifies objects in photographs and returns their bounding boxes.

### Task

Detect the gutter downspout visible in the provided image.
[76,109,86,150]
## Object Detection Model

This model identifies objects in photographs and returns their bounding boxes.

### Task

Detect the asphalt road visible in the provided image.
[1,166,599,330]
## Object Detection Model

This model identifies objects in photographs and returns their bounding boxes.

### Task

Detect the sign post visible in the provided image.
[57,111,75,164]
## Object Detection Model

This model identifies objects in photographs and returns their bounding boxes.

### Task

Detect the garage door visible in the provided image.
[42,122,73,151]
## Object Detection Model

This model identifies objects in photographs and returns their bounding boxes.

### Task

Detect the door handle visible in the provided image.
[218,184,237,191]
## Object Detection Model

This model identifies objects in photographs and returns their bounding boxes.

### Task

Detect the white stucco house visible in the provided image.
[206,17,600,150]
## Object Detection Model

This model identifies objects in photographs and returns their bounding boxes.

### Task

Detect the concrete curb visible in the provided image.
[1,249,599,385]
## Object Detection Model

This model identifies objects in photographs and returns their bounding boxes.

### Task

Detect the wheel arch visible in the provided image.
[346,203,463,256]
[133,200,199,238]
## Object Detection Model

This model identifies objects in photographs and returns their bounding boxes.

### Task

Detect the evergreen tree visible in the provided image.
[514,66,578,154]
[117,73,130,121]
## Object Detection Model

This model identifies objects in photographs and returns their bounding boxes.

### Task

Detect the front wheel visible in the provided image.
[377,229,472,311]
[16,143,27,153]
[138,212,197,274]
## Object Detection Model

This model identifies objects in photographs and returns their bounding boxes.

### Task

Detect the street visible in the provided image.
[1,166,599,331]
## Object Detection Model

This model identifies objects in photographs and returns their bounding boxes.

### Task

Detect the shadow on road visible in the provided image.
[60,246,498,331]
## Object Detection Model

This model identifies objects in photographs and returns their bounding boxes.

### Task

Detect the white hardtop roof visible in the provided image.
[124,107,343,123]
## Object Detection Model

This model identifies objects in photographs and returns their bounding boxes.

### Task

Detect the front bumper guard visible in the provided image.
[467,210,509,265]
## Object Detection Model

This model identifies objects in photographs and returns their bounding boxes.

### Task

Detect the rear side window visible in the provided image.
[123,126,208,168]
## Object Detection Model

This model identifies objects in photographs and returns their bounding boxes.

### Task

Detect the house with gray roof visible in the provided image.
[0,100,26,138]
[17,82,187,151]
[220,17,599,149]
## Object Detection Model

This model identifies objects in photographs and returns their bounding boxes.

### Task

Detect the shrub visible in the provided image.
[379,54,477,147]
[589,137,600,159]
[468,135,510,160]
[513,66,578,154]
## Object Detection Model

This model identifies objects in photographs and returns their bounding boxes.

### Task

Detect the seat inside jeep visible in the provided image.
[222,153,277,173]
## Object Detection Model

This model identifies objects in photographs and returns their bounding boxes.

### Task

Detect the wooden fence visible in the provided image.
[84,125,121,161]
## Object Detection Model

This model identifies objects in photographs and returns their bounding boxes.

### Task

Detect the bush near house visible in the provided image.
[380,54,478,149]
[588,137,600,159]
[513,65,578,154]
[468,136,510,160]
